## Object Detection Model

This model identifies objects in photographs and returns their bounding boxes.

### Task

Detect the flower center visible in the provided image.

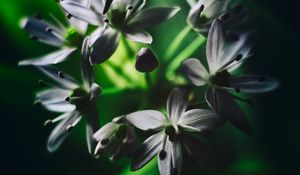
[165,125,177,142]
[67,87,91,113]
[209,70,231,87]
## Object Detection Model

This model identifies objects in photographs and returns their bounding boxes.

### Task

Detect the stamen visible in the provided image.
[67,125,74,132]
[34,100,41,106]
[66,13,72,19]
[58,71,65,78]
[101,138,109,145]
[44,119,52,126]
[159,150,167,160]
[235,54,243,62]
[127,5,134,11]
[199,5,205,13]
[104,18,109,23]
[219,54,243,71]
[46,27,53,33]
[65,96,70,102]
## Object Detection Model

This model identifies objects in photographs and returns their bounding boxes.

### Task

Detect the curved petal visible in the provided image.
[124,28,153,44]
[158,139,182,175]
[187,0,204,29]
[37,66,79,89]
[206,19,225,74]
[128,7,180,28]
[230,75,279,94]
[178,109,220,132]
[86,106,100,155]
[126,110,167,131]
[66,0,91,33]
[36,88,71,105]
[81,37,94,86]
[201,0,229,19]
[21,17,65,47]
[205,87,252,135]
[47,110,81,152]
[167,88,188,122]
[93,122,119,141]
[42,101,76,113]
[19,48,76,66]
[181,58,209,86]
[131,132,164,170]
[90,28,120,64]
[60,1,104,26]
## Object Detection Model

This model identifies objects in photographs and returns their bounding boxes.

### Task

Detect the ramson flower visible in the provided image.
[126,88,220,175]
[182,19,279,134]
[187,0,248,35]
[36,38,101,154]
[18,0,91,66]
[60,0,180,64]
[93,116,137,160]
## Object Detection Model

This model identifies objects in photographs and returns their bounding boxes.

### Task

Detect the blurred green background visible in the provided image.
[0,0,299,175]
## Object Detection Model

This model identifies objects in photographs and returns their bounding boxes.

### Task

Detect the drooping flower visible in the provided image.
[60,0,180,64]
[36,37,101,154]
[18,1,92,66]
[181,19,279,134]
[93,116,137,160]
[187,0,248,36]
[126,88,220,175]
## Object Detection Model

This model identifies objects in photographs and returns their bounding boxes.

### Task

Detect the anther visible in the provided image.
[58,71,65,78]
[101,138,109,145]
[34,100,42,106]
[159,150,167,160]
[104,18,109,23]
[67,13,72,19]
[235,54,243,61]
[235,87,241,93]
[127,5,134,10]
[65,96,70,102]
[46,27,53,33]
[67,125,74,132]
[44,119,52,126]
[199,4,205,13]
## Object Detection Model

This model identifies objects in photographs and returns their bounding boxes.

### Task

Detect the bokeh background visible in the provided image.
[0,0,299,175]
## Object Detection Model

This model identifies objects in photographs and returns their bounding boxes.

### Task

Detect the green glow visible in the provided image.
[229,155,272,174]
[121,157,159,175]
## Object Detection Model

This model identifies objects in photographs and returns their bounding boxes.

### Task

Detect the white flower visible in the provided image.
[187,0,248,35]
[18,0,92,66]
[93,116,137,160]
[126,88,220,175]
[182,19,279,134]
[60,0,180,64]
[36,38,101,154]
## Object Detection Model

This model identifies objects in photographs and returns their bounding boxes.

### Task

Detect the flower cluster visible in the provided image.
[18,0,279,174]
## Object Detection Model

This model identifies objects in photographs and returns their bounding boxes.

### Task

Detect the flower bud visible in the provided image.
[135,48,159,73]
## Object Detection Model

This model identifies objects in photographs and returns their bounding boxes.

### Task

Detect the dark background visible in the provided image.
[0,0,299,174]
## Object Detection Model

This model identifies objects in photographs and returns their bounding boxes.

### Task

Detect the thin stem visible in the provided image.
[164,26,192,61]
[145,72,152,89]
[121,35,135,59]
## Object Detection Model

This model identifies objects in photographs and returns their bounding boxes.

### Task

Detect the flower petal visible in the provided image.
[66,0,91,33]
[124,28,153,44]
[206,19,225,74]
[131,132,164,170]
[37,66,79,89]
[81,37,93,86]
[126,110,167,131]
[60,0,104,26]
[47,110,81,152]
[128,7,180,28]
[18,47,76,66]
[201,0,229,19]
[181,58,209,86]
[42,101,76,113]
[86,106,100,155]
[93,122,119,141]
[158,139,182,175]
[167,88,188,122]
[90,28,120,64]
[178,109,220,132]
[205,87,252,134]
[230,75,279,94]
[36,88,71,105]
[21,17,65,47]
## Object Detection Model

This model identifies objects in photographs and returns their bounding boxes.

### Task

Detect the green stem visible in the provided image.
[164,26,192,61]
[145,72,152,89]
[121,35,135,59]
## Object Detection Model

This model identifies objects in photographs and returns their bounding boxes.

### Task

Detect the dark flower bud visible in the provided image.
[135,48,159,73]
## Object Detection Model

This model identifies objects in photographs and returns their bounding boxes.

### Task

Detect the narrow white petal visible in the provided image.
[181,58,209,86]
[205,87,252,134]
[167,88,188,122]
[126,110,167,131]
[131,132,164,170]
[124,28,153,44]
[206,19,225,74]
[36,88,71,104]
[93,122,119,141]
[178,109,219,132]
[61,1,104,26]
[230,75,279,94]
[19,48,76,66]
[43,101,76,113]
[47,110,81,152]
